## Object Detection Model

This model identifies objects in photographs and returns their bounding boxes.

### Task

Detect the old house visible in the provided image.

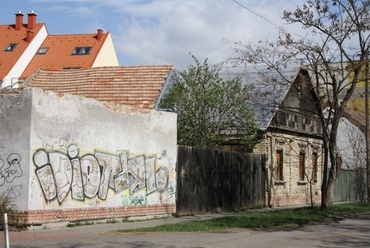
[0,65,177,224]
[219,65,324,207]
[0,11,118,89]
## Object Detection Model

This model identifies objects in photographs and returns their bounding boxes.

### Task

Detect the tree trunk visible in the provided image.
[324,171,336,206]
[324,143,342,207]
[321,139,329,209]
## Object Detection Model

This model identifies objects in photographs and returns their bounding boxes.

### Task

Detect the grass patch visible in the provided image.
[113,202,370,233]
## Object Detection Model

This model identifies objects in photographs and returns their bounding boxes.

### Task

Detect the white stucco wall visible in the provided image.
[0,91,32,210]
[2,25,48,89]
[92,33,119,67]
[0,88,177,213]
[337,118,366,169]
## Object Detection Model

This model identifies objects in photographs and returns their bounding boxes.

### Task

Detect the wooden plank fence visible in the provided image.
[176,146,266,215]
[334,169,366,202]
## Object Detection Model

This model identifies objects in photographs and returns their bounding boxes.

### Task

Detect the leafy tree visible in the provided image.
[161,55,257,151]
[230,0,370,208]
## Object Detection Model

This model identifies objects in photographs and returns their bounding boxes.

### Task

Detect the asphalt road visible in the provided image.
[2,214,370,248]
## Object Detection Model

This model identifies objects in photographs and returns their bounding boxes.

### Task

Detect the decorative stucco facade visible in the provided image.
[254,132,322,207]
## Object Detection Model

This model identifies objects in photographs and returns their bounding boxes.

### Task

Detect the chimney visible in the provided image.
[27,11,37,29]
[15,11,24,30]
[26,30,34,42]
[97,29,103,41]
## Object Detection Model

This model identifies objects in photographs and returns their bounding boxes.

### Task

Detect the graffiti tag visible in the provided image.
[33,145,169,205]
[121,194,147,206]
[0,153,23,186]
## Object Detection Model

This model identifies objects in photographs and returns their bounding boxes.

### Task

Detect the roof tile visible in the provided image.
[26,65,173,109]
[0,23,45,80]
[21,32,109,79]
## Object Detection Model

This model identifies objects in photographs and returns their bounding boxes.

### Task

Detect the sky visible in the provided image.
[0,0,305,67]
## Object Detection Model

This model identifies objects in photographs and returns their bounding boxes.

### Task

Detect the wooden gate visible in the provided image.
[176,146,266,215]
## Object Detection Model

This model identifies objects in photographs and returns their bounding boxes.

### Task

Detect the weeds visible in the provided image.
[0,193,26,231]
[67,221,95,227]
[106,218,118,224]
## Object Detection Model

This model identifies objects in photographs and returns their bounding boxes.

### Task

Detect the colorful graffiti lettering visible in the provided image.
[0,153,23,186]
[33,144,169,205]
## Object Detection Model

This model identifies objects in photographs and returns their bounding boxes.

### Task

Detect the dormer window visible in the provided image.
[37,47,49,54]
[5,43,18,51]
[63,66,82,70]
[72,46,92,55]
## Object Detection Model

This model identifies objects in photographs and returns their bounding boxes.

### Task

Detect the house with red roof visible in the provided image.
[0,11,119,89]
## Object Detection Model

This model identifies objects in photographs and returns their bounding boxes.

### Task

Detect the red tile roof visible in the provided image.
[21,32,109,79]
[26,65,173,109]
[0,22,45,80]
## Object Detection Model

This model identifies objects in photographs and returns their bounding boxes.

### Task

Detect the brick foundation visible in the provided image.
[18,204,176,225]
[269,195,321,207]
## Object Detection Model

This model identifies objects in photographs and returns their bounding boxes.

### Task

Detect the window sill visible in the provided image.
[274,181,286,185]
[297,181,308,185]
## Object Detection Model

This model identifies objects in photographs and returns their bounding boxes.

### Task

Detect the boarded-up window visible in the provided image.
[299,152,306,181]
[312,152,318,183]
[276,149,284,181]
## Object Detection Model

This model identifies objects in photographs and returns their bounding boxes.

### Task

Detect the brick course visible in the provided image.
[18,204,176,224]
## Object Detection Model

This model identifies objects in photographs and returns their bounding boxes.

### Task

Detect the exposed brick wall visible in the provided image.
[269,194,321,207]
[18,204,176,225]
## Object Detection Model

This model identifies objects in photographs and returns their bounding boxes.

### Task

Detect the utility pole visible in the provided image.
[366,61,369,202]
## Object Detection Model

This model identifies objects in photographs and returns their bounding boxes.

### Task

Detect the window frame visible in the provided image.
[299,151,306,181]
[312,152,318,183]
[5,43,18,52]
[37,47,49,54]
[276,149,284,181]
[72,46,92,55]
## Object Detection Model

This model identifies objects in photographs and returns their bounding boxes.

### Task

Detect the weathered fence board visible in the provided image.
[176,146,266,215]
[334,169,366,202]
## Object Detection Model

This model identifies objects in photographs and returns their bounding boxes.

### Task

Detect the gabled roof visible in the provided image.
[21,31,110,79]
[25,65,173,109]
[0,12,119,89]
[342,108,366,133]
[0,19,45,82]
[219,64,301,131]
